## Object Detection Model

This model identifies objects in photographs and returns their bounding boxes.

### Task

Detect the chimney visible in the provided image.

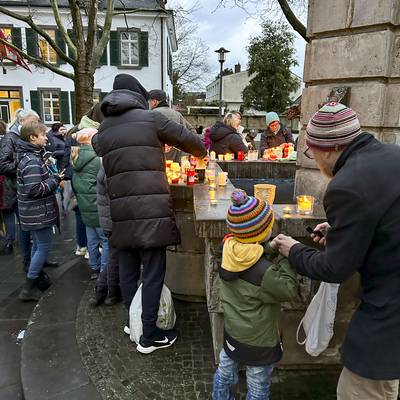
[234,63,241,73]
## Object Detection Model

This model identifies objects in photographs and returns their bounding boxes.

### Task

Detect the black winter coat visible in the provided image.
[16,140,60,231]
[289,133,400,380]
[92,89,207,250]
[259,125,294,156]
[209,122,248,156]
[46,130,66,170]
[96,165,112,233]
[0,125,20,209]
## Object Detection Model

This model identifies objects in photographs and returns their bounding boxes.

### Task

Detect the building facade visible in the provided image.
[0,0,177,125]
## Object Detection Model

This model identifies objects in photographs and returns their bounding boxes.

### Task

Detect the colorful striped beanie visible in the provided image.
[306,102,362,150]
[227,189,274,243]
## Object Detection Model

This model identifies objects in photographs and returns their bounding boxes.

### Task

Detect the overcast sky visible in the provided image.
[170,0,306,87]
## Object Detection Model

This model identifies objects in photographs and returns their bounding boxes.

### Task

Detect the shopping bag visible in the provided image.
[296,282,339,357]
[129,283,176,344]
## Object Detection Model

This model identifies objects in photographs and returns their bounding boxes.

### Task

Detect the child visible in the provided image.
[213,189,299,400]
[17,121,63,301]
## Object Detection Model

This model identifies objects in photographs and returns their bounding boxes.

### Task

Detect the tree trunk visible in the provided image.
[74,68,94,123]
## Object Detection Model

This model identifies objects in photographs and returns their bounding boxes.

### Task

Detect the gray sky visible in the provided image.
[171,0,306,88]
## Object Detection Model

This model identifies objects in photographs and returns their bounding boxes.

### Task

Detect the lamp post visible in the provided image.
[215,47,230,120]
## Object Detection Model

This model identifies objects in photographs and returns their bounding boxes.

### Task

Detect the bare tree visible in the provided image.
[171,3,210,99]
[0,1,114,121]
[216,0,309,42]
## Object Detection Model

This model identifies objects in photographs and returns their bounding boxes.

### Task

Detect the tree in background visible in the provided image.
[242,21,300,113]
[171,2,210,101]
[215,68,234,80]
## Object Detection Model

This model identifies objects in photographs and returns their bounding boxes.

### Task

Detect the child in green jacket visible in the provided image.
[213,189,299,400]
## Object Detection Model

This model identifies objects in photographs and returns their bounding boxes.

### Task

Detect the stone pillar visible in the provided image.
[296,0,400,199]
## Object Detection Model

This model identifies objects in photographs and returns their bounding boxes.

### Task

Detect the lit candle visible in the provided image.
[296,195,315,215]
[283,206,292,216]
[218,154,224,161]
[218,172,228,186]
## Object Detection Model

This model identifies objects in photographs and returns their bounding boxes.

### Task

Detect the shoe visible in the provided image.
[104,288,122,306]
[75,246,87,256]
[22,256,31,273]
[3,242,13,255]
[84,250,89,260]
[88,291,107,307]
[43,260,59,268]
[136,328,177,354]
[124,318,130,335]
[90,271,100,280]
[19,277,42,302]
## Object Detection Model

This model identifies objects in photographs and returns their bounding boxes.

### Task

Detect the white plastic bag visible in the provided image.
[296,282,339,357]
[129,283,176,344]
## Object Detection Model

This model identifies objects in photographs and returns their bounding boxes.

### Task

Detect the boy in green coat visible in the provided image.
[213,189,299,400]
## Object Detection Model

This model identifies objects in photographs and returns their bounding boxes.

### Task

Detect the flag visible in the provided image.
[0,29,31,72]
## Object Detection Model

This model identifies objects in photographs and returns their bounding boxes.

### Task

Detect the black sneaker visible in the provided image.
[136,329,177,354]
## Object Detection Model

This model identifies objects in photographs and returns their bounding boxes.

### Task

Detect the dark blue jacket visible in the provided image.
[46,130,66,170]
[16,140,60,231]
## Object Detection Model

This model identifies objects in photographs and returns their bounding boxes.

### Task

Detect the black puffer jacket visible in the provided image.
[259,125,294,156]
[210,122,248,156]
[16,140,60,231]
[92,89,207,250]
[0,125,19,209]
[96,164,112,233]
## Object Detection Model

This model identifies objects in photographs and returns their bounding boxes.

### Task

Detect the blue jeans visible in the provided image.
[74,208,87,248]
[2,208,16,242]
[213,349,274,400]
[86,226,109,272]
[27,227,53,279]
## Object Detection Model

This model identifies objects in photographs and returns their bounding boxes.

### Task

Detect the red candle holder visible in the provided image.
[237,151,244,161]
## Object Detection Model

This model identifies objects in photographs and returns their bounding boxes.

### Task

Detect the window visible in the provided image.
[120,31,139,66]
[0,27,11,42]
[0,87,22,123]
[41,90,60,123]
[38,29,57,64]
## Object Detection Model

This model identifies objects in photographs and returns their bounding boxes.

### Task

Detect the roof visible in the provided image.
[0,0,166,10]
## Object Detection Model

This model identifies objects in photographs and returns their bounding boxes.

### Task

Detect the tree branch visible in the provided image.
[86,0,98,64]
[276,0,309,42]
[0,5,75,64]
[0,37,74,80]
[68,0,85,54]
[50,0,77,59]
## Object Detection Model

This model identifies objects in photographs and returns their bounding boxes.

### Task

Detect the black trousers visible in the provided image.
[119,246,166,338]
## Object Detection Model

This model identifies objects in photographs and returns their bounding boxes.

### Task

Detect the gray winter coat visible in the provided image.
[96,164,112,232]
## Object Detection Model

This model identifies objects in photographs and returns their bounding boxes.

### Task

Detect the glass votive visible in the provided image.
[218,154,224,161]
[209,189,218,205]
[218,171,228,186]
[208,171,216,189]
[296,195,315,215]
[282,206,292,216]
[210,151,216,161]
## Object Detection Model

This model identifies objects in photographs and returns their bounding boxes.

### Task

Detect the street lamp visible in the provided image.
[215,47,230,119]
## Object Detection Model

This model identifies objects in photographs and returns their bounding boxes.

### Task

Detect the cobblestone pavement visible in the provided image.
[77,283,339,400]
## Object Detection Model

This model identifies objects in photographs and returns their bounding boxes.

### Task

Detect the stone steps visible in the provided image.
[19,259,101,400]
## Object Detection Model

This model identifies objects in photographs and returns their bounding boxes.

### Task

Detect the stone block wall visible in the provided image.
[297,0,400,200]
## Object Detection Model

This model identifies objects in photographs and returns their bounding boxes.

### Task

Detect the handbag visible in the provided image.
[296,282,339,357]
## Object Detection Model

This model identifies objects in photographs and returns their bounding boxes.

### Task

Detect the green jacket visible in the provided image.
[219,239,299,366]
[72,145,100,228]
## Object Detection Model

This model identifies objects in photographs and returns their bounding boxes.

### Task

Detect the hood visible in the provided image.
[16,139,42,161]
[72,145,98,172]
[9,122,20,136]
[78,115,100,130]
[210,121,237,142]
[100,89,148,117]
[222,236,264,274]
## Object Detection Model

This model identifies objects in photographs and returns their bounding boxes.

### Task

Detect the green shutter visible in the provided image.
[109,30,119,66]
[70,92,76,124]
[26,28,38,57]
[60,91,70,124]
[100,91,107,101]
[30,91,41,119]
[56,30,67,64]
[11,27,22,50]
[139,31,148,67]
[97,31,108,66]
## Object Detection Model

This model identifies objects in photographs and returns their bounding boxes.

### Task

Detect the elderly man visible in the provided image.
[0,109,40,260]
[148,89,196,162]
[272,102,400,399]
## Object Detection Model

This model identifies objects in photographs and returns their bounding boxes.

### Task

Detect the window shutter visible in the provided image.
[26,28,38,57]
[60,91,70,124]
[56,30,67,64]
[97,31,108,66]
[100,92,107,101]
[70,92,76,124]
[109,31,119,66]
[30,91,42,119]
[11,27,22,50]
[139,31,148,67]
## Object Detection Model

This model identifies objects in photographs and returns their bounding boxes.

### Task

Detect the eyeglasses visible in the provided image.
[303,147,314,160]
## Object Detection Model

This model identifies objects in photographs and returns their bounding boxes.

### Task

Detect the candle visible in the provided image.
[283,206,292,216]
[296,195,315,215]
[210,151,216,161]
[218,171,228,186]
[218,154,224,161]
[238,151,244,161]
[208,171,216,189]
[209,190,218,205]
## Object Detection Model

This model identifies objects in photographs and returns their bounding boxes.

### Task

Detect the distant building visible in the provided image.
[0,0,177,125]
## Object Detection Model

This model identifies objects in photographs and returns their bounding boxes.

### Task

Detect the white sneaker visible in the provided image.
[84,250,89,260]
[75,246,87,256]
[124,325,130,335]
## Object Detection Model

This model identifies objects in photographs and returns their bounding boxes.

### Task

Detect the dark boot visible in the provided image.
[104,287,122,306]
[19,278,42,302]
[22,256,30,273]
[88,289,107,307]
[3,242,13,255]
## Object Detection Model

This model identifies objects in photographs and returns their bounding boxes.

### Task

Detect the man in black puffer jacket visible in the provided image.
[92,74,207,354]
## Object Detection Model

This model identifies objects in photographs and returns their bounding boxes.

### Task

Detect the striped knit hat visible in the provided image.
[227,189,274,243]
[306,102,362,150]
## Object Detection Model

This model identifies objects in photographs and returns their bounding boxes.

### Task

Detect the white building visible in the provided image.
[206,64,303,115]
[0,0,177,125]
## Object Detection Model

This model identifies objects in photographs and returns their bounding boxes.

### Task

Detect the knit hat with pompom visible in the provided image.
[227,189,274,243]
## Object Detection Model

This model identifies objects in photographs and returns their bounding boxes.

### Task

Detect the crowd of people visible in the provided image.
[0,74,399,399]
